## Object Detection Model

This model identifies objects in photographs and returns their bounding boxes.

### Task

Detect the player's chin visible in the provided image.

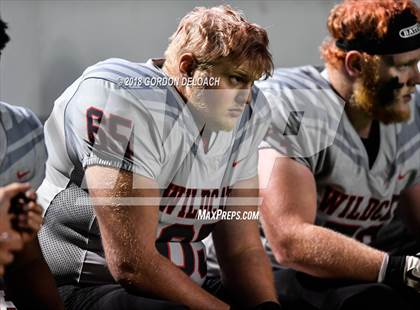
[376,103,411,124]
[214,118,237,132]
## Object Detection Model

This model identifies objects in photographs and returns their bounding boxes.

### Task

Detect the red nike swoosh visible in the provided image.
[398,173,408,180]
[16,170,30,180]
[232,158,247,168]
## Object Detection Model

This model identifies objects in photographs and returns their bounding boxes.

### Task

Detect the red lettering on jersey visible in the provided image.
[156,224,213,278]
[381,195,399,221]
[87,107,103,146]
[160,183,186,215]
[177,188,197,218]
[185,205,198,219]
[210,189,219,208]
[177,206,186,218]
[346,196,364,220]
[359,198,380,221]
[86,107,133,159]
[186,189,220,219]
[319,187,348,215]
[199,190,212,211]
[337,195,356,218]
[371,200,390,221]
[160,185,233,219]
[319,188,399,223]
[219,186,232,210]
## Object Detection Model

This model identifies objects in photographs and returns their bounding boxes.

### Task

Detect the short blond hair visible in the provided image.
[164,5,273,80]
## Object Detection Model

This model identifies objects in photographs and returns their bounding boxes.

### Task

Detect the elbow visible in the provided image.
[106,246,159,291]
[272,244,293,267]
[110,261,139,287]
[270,231,299,267]
[107,251,159,292]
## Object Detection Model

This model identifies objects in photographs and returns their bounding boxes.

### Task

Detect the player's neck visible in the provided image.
[162,62,215,151]
[201,129,211,153]
[345,105,373,138]
[162,63,187,100]
[327,67,373,138]
[326,66,353,102]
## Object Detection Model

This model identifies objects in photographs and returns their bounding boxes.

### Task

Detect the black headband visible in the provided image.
[336,9,420,55]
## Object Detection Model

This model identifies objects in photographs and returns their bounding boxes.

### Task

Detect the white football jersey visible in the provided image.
[257,66,420,268]
[0,101,46,188]
[38,58,270,286]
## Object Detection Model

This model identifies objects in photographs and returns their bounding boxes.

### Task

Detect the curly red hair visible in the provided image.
[321,0,420,68]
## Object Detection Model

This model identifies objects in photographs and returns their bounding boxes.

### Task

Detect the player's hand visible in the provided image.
[0,231,22,276]
[383,254,420,293]
[9,190,43,244]
[0,183,29,275]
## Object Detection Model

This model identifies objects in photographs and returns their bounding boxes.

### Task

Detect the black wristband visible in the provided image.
[383,255,406,288]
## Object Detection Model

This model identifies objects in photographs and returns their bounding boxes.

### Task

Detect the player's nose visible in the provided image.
[414,62,420,85]
[235,88,252,106]
[410,60,420,85]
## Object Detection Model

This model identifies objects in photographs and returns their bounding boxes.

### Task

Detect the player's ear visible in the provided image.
[344,51,363,78]
[179,53,196,77]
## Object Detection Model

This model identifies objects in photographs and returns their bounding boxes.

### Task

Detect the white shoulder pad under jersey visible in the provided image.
[38,58,270,286]
[257,66,345,167]
[258,66,420,249]
[0,101,46,189]
[42,58,269,188]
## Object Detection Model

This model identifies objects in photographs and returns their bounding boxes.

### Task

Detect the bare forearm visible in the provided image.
[89,168,227,309]
[221,248,278,306]
[271,223,384,281]
[111,252,228,310]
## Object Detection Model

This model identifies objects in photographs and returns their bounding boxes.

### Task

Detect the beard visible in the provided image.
[350,58,411,124]
[188,86,208,111]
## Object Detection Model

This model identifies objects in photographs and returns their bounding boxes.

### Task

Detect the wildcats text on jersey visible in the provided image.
[159,182,232,219]
[256,66,420,260]
[38,58,270,287]
[319,186,399,222]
